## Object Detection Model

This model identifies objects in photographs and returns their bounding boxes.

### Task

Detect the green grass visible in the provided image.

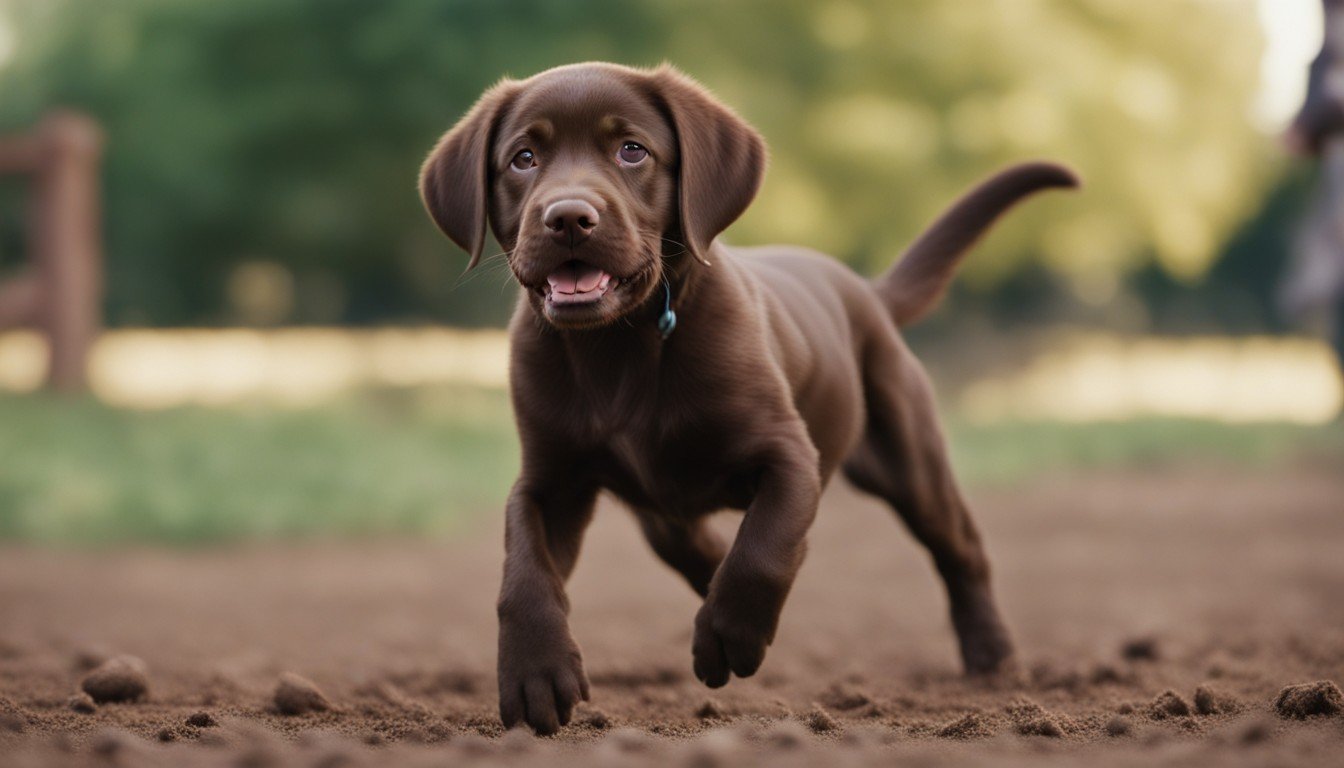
[0,388,518,544]
[0,388,1338,544]
[947,417,1343,489]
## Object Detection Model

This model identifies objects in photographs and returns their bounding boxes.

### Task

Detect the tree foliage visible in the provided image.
[0,0,1277,326]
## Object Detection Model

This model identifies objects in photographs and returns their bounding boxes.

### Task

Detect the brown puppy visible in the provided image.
[420,62,1077,735]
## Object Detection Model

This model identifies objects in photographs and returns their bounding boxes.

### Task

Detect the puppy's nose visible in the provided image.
[544,199,599,247]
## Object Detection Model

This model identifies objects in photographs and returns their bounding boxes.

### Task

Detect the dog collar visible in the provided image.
[657,280,677,340]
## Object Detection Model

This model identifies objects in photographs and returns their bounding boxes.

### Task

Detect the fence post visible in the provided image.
[33,111,103,392]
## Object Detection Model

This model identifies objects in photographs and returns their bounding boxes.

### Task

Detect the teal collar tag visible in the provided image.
[657,281,677,340]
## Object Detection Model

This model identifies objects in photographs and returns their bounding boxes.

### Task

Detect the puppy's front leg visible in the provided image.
[496,480,596,735]
[692,441,821,687]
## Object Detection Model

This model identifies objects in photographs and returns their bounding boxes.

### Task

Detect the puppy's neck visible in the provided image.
[652,248,706,338]
[553,247,713,353]
[536,245,726,419]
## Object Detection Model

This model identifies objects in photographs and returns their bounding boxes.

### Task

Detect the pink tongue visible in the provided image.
[547,261,605,294]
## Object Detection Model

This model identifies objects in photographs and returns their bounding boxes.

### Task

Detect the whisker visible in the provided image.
[450,250,513,291]
[662,256,685,284]
[656,234,690,259]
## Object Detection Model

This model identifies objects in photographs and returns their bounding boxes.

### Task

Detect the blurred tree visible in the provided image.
[0,0,1279,327]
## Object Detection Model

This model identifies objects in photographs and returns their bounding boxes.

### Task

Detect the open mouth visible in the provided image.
[545,260,616,306]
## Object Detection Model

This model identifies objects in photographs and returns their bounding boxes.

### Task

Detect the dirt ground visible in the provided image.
[2,464,1344,767]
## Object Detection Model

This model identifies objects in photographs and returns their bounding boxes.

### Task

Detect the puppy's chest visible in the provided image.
[592,420,757,516]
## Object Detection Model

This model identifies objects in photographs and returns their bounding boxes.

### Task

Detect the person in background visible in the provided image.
[1283,0,1344,373]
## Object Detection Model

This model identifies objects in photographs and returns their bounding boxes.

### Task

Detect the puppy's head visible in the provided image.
[420,63,766,329]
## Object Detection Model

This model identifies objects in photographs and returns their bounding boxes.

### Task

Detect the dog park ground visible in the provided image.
[1,374,1343,766]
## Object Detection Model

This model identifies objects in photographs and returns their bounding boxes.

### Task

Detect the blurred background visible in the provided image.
[0,0,1340,543]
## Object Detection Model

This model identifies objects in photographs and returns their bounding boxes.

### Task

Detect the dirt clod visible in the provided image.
[0,713,24,733]
[1089,664,1126,685]
[682,728,741,768]
[1104,715,1133,736]
[66,692,97,714]
[1193,684,1239,715]
[820,682,871,711]
[236,744,280,768]
[802,703,839,733]
[89,728,136,758]
[762,719,810,749]
[1030,661,1084,691]
[355,679,408,706]
[1018,717,1063,737]
[937,712,994,739]
[1007,699,1064,737]
[1121,637,1160,661]
[72,646,112,672]
[273,672,330,715]
[1236,715,1276,744]
[1272,680,1343,719]
[80,655,149,703]
[695,698,726,720]
[577,704,610,730]
[186,711,217,728]
[312,751,356,768]
[856,702,887,719]
[0,638,24,659]
[1148,690,1191,719]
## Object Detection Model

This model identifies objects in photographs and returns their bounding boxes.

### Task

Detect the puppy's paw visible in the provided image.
[692,600,772,688]
[498,626,590,735]
[958,621,1017,677]
[951,587,1017,677]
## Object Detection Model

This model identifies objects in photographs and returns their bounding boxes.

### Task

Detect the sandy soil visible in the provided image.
[2,464,1344,766]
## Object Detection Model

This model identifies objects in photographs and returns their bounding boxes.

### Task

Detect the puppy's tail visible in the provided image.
[877,161,1080,326]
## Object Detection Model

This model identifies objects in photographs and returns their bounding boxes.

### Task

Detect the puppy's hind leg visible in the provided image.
[842,334,1016,675]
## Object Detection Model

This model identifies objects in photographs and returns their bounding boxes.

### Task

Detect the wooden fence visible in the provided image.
[0,111,103,391]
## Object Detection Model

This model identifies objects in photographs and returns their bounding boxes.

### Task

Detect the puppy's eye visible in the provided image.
[511,149,536,171]
[618,142,648,165]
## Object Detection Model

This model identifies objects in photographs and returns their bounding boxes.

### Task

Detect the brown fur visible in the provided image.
[419,62,1078,735]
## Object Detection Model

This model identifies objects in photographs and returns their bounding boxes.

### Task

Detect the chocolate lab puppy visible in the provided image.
[419,62,1077,734]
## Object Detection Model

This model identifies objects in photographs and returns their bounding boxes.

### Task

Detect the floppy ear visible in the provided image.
[650,67,767,265]
[418,81,518,270]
